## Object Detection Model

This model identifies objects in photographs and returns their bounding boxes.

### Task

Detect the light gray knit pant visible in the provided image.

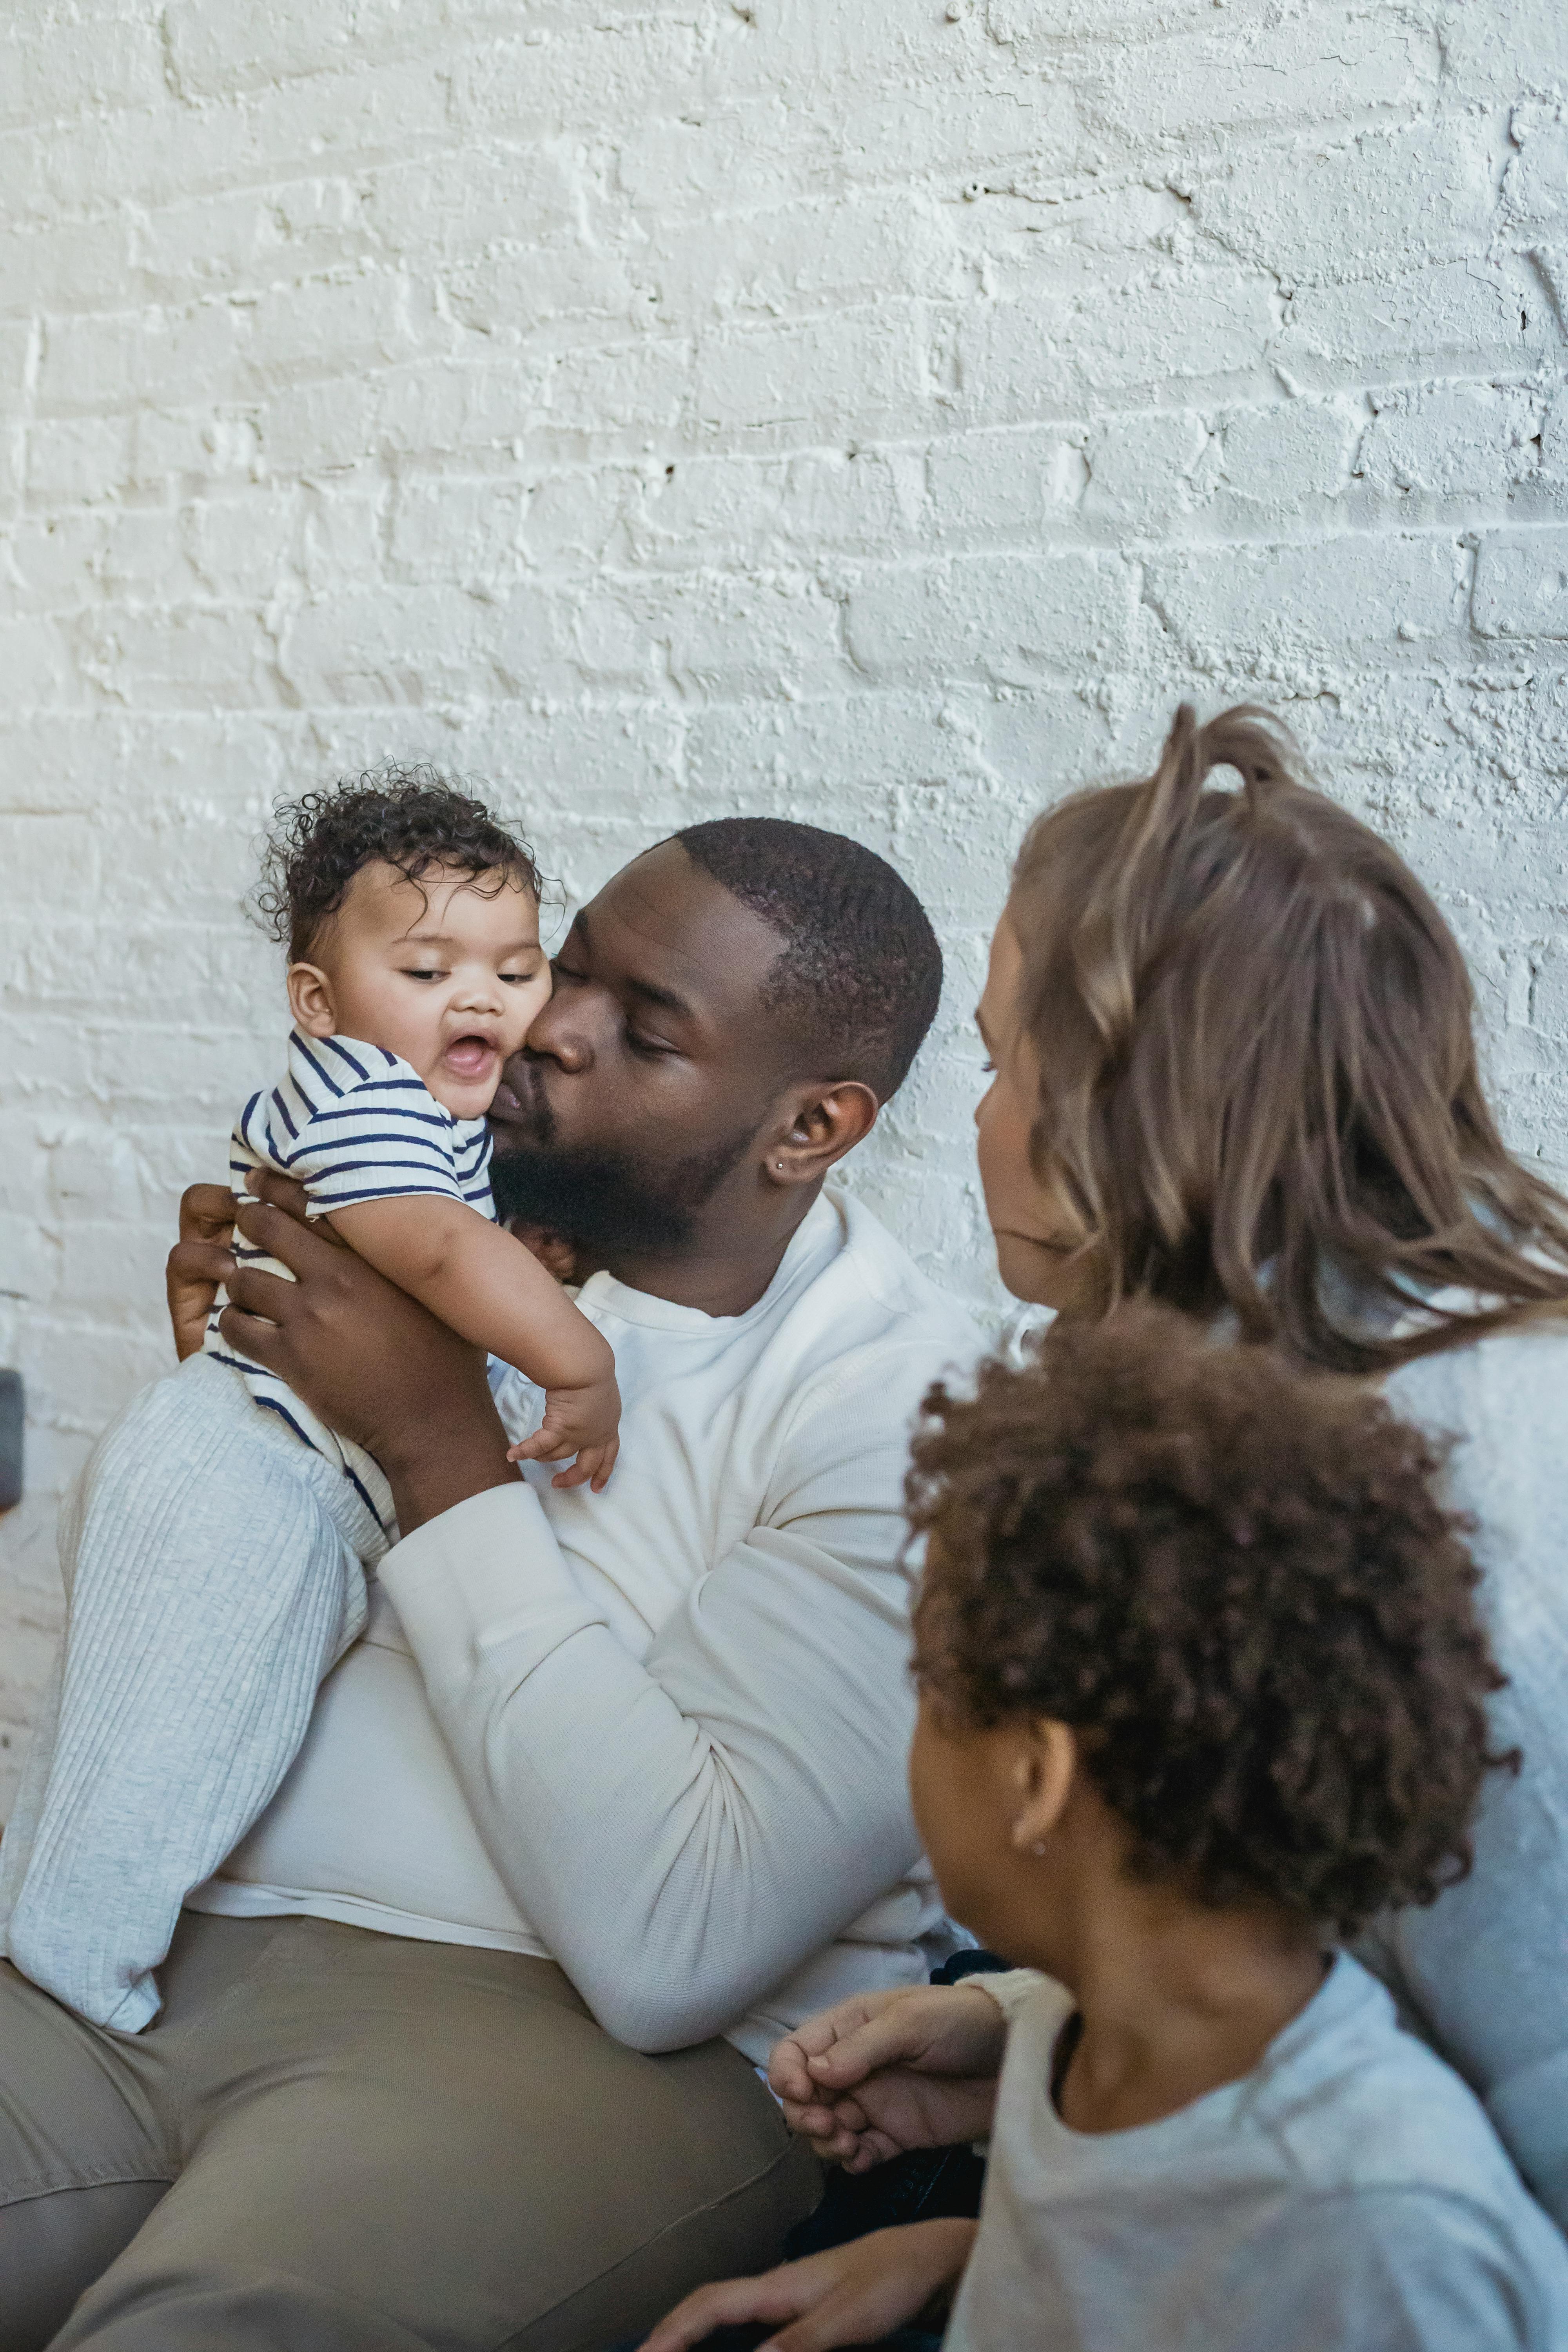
[0,1355,383,2033]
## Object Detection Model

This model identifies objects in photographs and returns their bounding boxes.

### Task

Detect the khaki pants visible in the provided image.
[0,1912,820,2352]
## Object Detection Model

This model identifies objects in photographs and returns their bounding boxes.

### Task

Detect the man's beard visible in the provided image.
[489,1083,757,1259]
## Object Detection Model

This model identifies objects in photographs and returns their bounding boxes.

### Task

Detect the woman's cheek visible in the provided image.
[974,1089,1018,1228]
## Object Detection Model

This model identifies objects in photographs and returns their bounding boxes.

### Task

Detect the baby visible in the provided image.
[646,1308,1568,2352]
[0,769,617,2032]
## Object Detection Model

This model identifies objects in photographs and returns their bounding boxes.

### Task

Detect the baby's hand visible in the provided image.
[507,1371,621,1493]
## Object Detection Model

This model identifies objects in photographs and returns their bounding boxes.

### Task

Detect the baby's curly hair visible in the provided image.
[907,1306,1513,1936]
[254,764,542,963]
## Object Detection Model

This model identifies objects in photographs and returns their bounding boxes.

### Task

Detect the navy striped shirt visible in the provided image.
[201,1030,496,1531]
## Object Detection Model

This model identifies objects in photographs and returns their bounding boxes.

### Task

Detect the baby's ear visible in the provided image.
[286,962,336,1037]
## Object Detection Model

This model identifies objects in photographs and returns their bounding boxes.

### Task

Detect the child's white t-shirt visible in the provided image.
[947,1953,1568,2351]
[201,1029,495,1536]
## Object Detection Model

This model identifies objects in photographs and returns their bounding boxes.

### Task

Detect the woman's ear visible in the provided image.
[1010,1719,1078,1857]
[286,962,337,1039]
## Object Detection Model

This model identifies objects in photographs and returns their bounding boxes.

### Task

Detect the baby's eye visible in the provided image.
[402,967,445,983]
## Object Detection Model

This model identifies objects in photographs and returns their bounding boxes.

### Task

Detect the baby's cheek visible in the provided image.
[514,974,552,1042]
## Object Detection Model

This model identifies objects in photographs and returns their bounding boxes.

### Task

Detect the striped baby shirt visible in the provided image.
[202,1030,496,1538]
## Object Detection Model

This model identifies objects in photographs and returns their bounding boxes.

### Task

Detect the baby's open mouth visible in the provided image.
[443,1034,497,1080]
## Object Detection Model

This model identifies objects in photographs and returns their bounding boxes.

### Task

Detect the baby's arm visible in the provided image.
[330,1197,619,1491]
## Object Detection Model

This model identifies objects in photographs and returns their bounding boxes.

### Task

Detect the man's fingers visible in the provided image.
[166,1238,235,1362]
[233,1198,343,1279]
[245,1169,316,1223]
[178,1183,239,1247]
[225,1262,305,1324]
[165,1241,234,1325]
[171,1187,241,1361]
[216,1303,286,1369]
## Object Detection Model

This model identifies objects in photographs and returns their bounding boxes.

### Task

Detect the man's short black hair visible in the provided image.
[673,817,942,1101]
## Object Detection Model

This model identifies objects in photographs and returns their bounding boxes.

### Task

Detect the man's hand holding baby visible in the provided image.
[169,1172,621,1506]
[166,1182,245,1361]
[225,1179,512,1527]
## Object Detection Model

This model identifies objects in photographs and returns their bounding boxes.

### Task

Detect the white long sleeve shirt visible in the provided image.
[188,1189,981,2059]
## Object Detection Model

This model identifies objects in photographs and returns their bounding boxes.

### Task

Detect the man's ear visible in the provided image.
[286,962,338,1039]
[766,1078,880,1187]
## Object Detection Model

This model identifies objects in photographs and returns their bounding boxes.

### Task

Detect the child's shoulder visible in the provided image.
[1254,1956,1538,2216]
[283,1031,436,1110]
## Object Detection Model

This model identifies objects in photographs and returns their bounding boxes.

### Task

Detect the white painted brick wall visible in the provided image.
[2,0,1566,1817]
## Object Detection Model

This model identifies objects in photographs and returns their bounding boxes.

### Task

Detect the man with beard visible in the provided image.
[0,819,980,2352]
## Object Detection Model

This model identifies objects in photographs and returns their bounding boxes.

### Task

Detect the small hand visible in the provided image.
[638,2219,976,2352]
[507,1371,621,1492]
[768,1984,1006,2172]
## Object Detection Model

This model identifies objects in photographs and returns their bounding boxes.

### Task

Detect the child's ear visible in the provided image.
[1010,1719,1078,1856]
[287,962,337,1038]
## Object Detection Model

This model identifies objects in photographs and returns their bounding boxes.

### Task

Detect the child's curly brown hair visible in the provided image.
[254,764,542,964]
[907,1306,1514,1935]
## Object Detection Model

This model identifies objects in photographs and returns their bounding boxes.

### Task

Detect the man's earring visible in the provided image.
[1031,1841,1047,1856]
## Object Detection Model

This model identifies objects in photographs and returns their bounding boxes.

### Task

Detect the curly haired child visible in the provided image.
[0,769,618,2032]
[647,1308,1568,2352]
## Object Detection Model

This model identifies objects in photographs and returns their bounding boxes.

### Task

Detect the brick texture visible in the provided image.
[2,0,1566,1816]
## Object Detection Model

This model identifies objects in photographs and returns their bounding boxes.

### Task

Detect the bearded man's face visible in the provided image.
[486,842,795,1259]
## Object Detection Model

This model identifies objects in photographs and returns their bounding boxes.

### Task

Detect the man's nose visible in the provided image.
[522,984,592,1073]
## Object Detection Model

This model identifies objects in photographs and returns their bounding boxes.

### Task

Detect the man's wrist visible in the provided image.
[382,1415,521,1536]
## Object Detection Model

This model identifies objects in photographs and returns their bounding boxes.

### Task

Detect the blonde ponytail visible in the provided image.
[1007,704,1568,1373]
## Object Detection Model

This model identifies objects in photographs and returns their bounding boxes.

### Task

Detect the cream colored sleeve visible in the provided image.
[970,1968,1059,2028]
[379,1344,938,2052]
